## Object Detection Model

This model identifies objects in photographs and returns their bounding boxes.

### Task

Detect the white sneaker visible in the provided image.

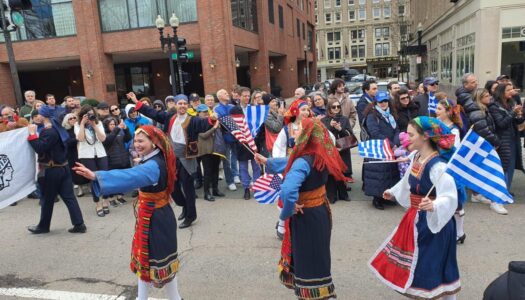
[228,183,237,191]
[471,194,492,204]
[490,203,508,215]
[234,176,241,184]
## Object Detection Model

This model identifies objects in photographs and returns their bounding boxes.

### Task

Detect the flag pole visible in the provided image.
[423,127,474,198]
[218,121,257,156]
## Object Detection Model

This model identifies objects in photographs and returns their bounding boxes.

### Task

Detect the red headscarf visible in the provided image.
[284,118,347,182]
[135,126,177,195]
[283,99,308,125]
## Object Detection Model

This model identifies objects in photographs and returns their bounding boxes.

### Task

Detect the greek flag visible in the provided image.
[246,105,269,137]
[358,139,395,160]
[446,129,513,204]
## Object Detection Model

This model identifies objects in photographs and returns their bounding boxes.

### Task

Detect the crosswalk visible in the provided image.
[0,287,165,300]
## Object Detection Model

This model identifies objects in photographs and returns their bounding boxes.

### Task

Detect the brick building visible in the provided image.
[0,0,316,107]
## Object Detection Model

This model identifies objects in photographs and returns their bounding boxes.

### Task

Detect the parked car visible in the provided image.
[335,68,360,81]
[350,74,377,82]
[376,81,408,92]
[348,85,363,106]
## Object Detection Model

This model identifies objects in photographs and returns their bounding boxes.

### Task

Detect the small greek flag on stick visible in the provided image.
[252,173,283,204]
[446,129,513,204]
[247,105,269,137]
[358,139,395,160]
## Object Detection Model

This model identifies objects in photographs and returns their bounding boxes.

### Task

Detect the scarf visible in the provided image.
[375,105,397,129]
[38,105,69,145]
[412,116,456,161]
[284,118,347,182]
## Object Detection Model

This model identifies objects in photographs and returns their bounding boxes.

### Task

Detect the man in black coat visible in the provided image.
[456,73,500,146]
[414,77,439,117]
[356,81,378,123]
[27,106,86,234]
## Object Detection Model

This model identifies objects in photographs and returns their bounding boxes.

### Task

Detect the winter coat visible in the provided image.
[328,93,357,129]
[265,110,284,134]
[488,102,524,171]
[103,127,132,169]
[362,108,400,197]
[394,101,419,132]
[321,115,353,175]
[413,93,431,117]
[356,94,373,125]
[456,87,499,147]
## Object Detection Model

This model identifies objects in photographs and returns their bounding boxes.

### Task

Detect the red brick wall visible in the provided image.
[0,64,16,106]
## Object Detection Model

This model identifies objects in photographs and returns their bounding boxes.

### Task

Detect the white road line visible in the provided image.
[0,287,165,300]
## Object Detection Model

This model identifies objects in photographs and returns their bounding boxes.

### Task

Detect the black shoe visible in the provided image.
[194,181,203,189]
[27,191,39,199]
[117,198,127,205]
[178,208,186,221]
[10,202,17,206]
[372,197,384,210]
[212,189,225,197]
[68,224,87,233]
[109,200,119,207]
[28,225,49,234]
[131,190,139,197]
[243,188,251,200]
[328,198,336,204]
[381,198,396,206]
[339,194,351,201]
[204,194,215,202]
[457,234,466,244]
[179,218,194,229]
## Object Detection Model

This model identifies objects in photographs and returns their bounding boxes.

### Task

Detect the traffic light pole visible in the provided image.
[173,27,184,95]
[0,3,23,107]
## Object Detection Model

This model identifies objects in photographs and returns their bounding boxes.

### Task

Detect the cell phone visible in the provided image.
[279,100,285,109]
[7,115,14,122]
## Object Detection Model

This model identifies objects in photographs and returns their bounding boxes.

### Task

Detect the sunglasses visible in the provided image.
[154,104,162,107]
[429,83,439,86]
[111,108,119,112]
[400,96,410,100]
[331,105,341,109]
[68,117,77,120]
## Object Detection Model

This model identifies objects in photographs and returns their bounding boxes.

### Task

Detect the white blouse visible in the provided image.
[74,122,107,159]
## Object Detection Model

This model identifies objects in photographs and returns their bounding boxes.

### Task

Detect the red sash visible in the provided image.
[130,191,170,282]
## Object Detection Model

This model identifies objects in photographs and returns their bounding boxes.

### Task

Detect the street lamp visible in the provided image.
[156,13,185,96]
[303,44,309,85]
[417,22,423,84]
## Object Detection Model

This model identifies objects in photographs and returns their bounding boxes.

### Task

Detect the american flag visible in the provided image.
[252,173,283,204]
[219,114,258,152]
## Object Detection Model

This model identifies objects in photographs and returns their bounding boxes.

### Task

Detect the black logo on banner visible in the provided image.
[0,154,14,191]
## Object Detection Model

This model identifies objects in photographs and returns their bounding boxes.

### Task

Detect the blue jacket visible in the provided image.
[124,115,151,149]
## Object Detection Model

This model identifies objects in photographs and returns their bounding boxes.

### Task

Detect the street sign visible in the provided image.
[171,51,194,60]
[416,56,422,64]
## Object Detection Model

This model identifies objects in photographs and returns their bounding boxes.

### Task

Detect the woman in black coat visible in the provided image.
[102,117,132,206]
[391,87,419,132]
[322,98,353,203]
[362,93,400,210]
[488,83,524,192]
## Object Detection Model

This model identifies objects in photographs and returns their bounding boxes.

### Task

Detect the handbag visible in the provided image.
[359,117,370,141]
[336,131,358,150]
[265,127,279,152]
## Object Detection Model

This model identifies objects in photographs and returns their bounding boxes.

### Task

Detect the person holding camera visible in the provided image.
[75,105,109,217]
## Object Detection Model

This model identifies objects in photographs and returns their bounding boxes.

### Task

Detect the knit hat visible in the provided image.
[165,95,175,104]
[125,104,136,118]
[153,99,165,110]
[262,94,276,105]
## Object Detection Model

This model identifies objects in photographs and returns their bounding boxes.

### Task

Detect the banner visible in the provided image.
[0,128,36,209]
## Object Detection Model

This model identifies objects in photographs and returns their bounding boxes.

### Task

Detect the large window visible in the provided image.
[375,43,390,56]
[328,47,341,60]
[348,10,356,21]
[99,0,197,32]
[441,42,453,82]
[351,45,365,58]
[358,7,366,20]
[278,5,284,29]
[268,0,274,24]
[373,7,380,18]
[383,4,390,18]
[327,31,341,42]
[375,27,389,38]
[231,0,258,32]
[1,0,76,42]
[350,29,365,40]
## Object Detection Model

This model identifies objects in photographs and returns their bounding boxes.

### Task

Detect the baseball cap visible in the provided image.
[496,74,510,81]
[196,104,209,112]
[189,93,200,102]
[376,91,390,102]
[423,77,439,86]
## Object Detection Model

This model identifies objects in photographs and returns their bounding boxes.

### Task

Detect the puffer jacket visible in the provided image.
[456,87,499,146]
[488,101,524,171]
[103,124,132,169]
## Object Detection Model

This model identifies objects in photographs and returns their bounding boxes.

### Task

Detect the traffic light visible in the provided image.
[1,0,32,31]
[177,37,188,62]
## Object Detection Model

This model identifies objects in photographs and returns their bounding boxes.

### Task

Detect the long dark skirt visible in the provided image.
[288,205,336,299]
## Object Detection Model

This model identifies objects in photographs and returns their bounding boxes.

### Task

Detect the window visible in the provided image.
[327,31,341,42]
[373,7,380,18]
[348,0,354,4]
[373,0,379,3]
[231,0,258,32]
[325,13,332,23]
[324,0,331,8]
[398,5,405,16]
[268,0,274,24]
[335,0,341,7]
[441,42,453,82]
[328,47,341,60]
[335,12,341,22]
[351,29,365,39]
[278,5,284,28]
[308,30,313,50]
[358,7,366,19]
[315,14,318,24]
[383,5,390,18]
[375,43,390,56]
[1,0,76,41]
[98,0,197,32]
[348,10,356,20]
[359,0,366,4]
[375,27,389,38]
[302,22,306,40]
[375,28,382,38]
[297,18,300,37]
[383,27,389,38]
[315,0,317,9]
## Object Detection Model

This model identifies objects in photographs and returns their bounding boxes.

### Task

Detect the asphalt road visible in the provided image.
[1,152,524,299]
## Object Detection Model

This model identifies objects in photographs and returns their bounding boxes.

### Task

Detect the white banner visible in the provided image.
[0,128,36,209]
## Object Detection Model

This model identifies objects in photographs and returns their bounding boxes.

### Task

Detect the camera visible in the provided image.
[7,115,14,122]
[87,113,97,121]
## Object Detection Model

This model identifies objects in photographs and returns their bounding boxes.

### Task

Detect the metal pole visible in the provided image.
[167,40,177,96]
[0,5,23,107]
[417,30,422,83]
[173,27,184,95]
[305,50,309,85]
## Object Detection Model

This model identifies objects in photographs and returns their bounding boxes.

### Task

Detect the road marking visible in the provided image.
[0,287,165,300]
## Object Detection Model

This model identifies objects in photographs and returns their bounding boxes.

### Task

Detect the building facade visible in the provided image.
[0,0,316,107]
[407,0,525,94]
[315,0,409,81]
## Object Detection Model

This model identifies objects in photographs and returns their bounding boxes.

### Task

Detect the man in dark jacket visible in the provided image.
[414,77,439,117]
[356,81,378,123]
[129,92,215,229]
[455,73,499,146]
